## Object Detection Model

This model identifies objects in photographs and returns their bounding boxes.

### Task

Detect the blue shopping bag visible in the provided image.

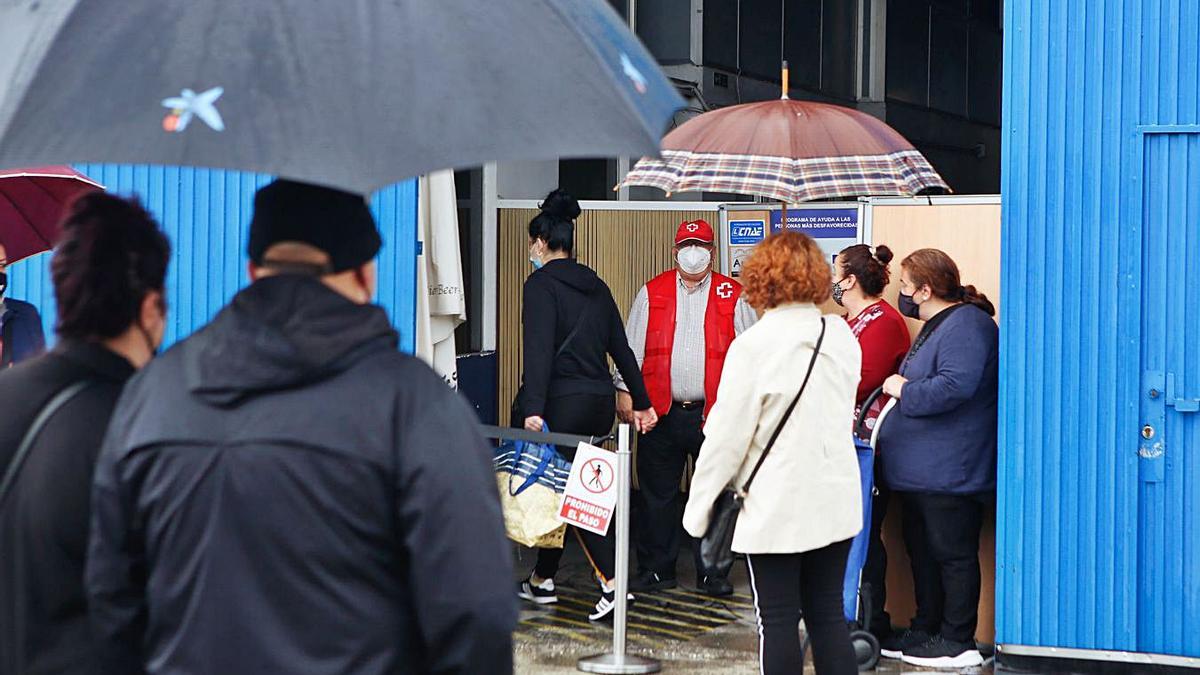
[492,424,572,547]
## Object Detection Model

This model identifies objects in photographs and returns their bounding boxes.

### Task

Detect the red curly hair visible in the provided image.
[741,231,832,310]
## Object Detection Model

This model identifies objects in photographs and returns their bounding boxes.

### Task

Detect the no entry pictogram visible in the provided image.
[582,457,614,494]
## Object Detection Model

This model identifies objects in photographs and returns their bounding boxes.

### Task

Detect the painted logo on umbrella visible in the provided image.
[620,53,647,94]
[161,87,226,133]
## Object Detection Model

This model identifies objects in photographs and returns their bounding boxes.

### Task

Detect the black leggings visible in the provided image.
[532,393,617,584]
[747,539,857,675]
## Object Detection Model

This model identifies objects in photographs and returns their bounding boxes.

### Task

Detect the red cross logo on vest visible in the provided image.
[716,281,734,299]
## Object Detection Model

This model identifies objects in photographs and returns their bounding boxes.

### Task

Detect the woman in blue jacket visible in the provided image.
[876,248,998,670]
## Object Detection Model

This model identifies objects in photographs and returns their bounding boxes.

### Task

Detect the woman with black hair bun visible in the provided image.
[515,189,658,622]
[831,243,912,647]
[0,192,171,674]
[833,244,911,405]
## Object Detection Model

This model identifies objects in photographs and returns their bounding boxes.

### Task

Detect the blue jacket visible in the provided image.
[1,299,46,367]
[877,304,998,494]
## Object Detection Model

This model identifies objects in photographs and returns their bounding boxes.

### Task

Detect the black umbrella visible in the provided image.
[0,0,683,194]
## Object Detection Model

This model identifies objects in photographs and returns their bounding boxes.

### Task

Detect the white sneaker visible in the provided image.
[588,590,635,621]
[517,576,557,605]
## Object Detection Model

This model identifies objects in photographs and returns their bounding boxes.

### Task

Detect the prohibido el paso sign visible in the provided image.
[558,443,618,536]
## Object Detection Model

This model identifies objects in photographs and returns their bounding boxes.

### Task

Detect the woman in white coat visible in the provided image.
[683,231,864,675]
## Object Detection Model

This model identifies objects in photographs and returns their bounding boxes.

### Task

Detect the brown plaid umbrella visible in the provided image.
[619,64,948,203]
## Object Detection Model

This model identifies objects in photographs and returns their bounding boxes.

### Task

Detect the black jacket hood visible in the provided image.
[185,275,398,407]
[536,258,600,293]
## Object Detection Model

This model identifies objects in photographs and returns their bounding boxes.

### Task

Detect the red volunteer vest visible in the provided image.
[642,271,741,418]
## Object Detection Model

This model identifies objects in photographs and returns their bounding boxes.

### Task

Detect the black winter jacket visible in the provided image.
[520,259,650,418]
[86,275,515,675]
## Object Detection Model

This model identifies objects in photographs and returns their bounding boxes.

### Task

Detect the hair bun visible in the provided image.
[873,245,894,265]
[539,189,581,221]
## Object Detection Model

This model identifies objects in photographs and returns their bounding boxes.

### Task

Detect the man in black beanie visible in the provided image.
[86,179,516,675]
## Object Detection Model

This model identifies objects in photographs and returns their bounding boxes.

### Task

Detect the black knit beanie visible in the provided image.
[247,179,381,273]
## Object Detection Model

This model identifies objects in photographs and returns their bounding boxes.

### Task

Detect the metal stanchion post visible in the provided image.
[578,424,661,674]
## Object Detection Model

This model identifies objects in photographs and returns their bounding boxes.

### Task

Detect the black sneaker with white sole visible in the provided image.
[698,575,734,597]
[629,569,677,592]
[900,635,984,669]
[879,627,934,659]
[517,576,557,605]
[588,590,635,621]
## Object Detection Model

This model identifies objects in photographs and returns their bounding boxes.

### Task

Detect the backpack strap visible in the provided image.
[0,380,96,507]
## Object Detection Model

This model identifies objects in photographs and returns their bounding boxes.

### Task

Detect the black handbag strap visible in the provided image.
[739,317,826,495]
[512,282,598,426]
[0,379,95,507]
[552,283,596,359]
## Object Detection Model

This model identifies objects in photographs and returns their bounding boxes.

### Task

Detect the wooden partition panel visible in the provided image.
[497,208,714,424]
[869,199,1001,645]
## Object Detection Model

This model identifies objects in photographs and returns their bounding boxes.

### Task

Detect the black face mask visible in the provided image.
[137,296,166,358]
[831,280,845,307]
[898,292,921,319]
[136,321,160,358]
[0,271,8,297]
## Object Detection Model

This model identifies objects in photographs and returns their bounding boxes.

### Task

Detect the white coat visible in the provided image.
[682,303,864,554]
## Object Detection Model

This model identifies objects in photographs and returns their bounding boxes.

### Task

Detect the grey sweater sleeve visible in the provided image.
[613,286,649,392]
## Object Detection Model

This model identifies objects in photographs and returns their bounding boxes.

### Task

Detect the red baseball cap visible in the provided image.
[675,219,715,245]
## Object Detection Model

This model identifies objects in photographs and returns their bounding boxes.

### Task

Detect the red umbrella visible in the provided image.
[0,166,103,263]
[619,64,948,203]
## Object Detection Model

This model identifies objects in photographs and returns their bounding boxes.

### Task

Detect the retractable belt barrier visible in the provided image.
[477,425,614,448]
[478,422,661,674]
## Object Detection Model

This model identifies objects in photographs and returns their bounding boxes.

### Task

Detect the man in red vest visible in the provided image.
[615,219,757,597]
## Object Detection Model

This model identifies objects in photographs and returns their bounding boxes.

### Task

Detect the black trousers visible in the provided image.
[746,540,857,675]
[861,463,893,637]
[532,393,617,584]
[633,405,715,580]
[899,491,991,643]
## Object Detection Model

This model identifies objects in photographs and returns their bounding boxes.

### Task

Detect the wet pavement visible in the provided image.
[511,545,997,674]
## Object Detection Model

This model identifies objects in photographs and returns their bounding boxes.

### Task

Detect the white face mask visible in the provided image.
[676,246,712,275]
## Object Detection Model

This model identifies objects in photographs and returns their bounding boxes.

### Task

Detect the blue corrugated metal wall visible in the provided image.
[6,166,417,351]
[1137,131,1200,657]
[1001,0,1200,656]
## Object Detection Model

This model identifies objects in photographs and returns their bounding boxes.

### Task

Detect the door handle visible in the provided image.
[1166,373,1200,412]
[1172,399,1200,413]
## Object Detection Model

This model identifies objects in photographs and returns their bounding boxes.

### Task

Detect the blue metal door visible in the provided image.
[1139,131,1200,657]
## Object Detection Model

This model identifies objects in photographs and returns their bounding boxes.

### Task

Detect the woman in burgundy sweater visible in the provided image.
[831,244,911,643]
